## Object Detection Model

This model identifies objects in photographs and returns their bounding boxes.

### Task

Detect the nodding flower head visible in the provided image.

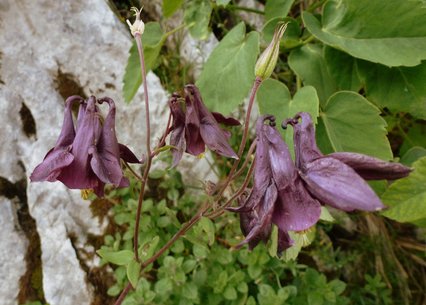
[126,7,145,36]
[30,95,140,197]
[168,84,240,166]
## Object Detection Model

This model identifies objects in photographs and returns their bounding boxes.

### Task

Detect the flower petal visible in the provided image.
[328,152,411,180]
[90,97,125,186]
[301,157,385,211]
[273,178,321,232]
[211,112,241,126]
[118,143,141,164]
[58,96,102,189]
[30,147,74,182]
[185,84,237,159]
[169,95,187,166]
[277,229,294,255]
[237,183,277,250]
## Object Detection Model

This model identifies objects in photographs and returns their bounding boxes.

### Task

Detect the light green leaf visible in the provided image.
[216,0,231,6]
[401,147,426,166]
[320,91,393,160]
[127,259,141,288]
[97,249,133,266]
[302,0,426,67]
[288,44,336,105]
[123,22,165,103]
[184,0,212,40]
[196,22,260,114]
[359,61,426,119]
[199,217,215,246]
[163,0,184,18]
[138,235,160,261]
[224,286,237,300]
[257,79,319,157]
[381,157,426,226]
[265,0,295,22]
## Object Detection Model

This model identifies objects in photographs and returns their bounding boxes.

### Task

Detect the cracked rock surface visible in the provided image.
[0,0,168,304]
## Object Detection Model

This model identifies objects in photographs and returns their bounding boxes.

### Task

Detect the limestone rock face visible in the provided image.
[0,0,168,304]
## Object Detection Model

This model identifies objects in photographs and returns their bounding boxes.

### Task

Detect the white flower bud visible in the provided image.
[126,7,145,36]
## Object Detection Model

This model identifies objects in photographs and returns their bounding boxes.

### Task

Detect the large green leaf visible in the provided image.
[302,0,426,67]
[196,22,259,114]
[97,249,133,266]
[359,61,426,119]
[324,47,426,118]
[265,0,295,22]
[163,0,184,18]
[184,0,212,40]
[381,157,426,226]
[323,47,362,92]
[123,22,165,103]
[288,44,336,105]
[320,91,393,160]
[257,79,319,157]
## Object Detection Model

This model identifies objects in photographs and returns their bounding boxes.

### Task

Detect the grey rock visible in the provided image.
[0,198,28,305]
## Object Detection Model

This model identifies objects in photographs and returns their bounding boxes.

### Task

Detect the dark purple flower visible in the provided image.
[283,112,389,212]
[30,96,140,197]
[168,84,239,166]
[230,116,321,254]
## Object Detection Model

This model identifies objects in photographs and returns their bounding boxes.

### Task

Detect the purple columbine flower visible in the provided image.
[168,84,240,166]
[230,116,321,254]
[283,112,391,212]
[30,96,140,197]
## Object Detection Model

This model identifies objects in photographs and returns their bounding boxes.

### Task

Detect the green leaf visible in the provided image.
[265,0,295,22]
[184,0,212,40]
[138,235,160,261]
[288,44,336,105]
[359,61,426,119]
[127,259,141,288]
[224,286,237,300]
[302,0,426,67]
[400,124,426,155]
[257,79,319,157]
[196,22,260,114]
[323,47,363,92]
[123,22,165,103]
[97,249,133,266]
[381,157,426,226]
[199,217,215,246]
[320,91,393,160]
[163,0,184,18]
[216,0,231,6]
[401,147,426,166]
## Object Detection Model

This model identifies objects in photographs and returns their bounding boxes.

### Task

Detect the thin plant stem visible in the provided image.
[141,203,210,268]
[231,140,257,180]
[215,77,262,199]
[207,158,256,219]
[114,283,133,305]
[227,5,265,15]
[133,32,153,263]
[123,160,143,181]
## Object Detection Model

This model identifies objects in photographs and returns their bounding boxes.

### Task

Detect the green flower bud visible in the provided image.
[255,22,288,80]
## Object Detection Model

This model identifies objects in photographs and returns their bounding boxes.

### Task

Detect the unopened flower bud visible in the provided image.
[255,22,288,80]
[126,7,145,36]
